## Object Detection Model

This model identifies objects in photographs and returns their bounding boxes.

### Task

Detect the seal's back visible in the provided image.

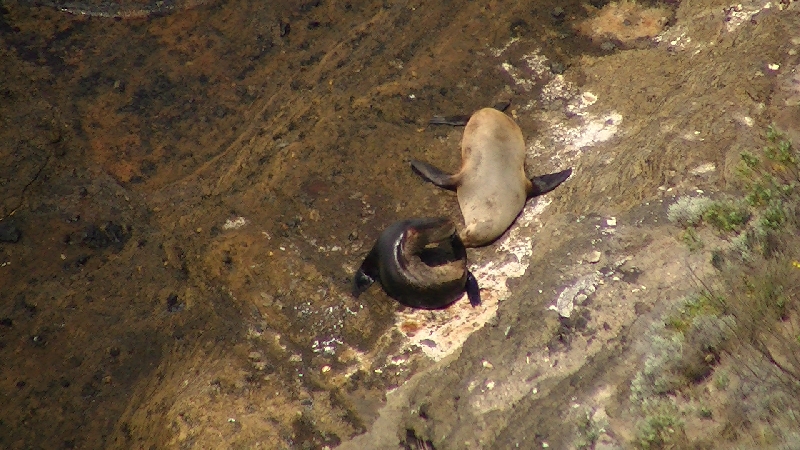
[457,108,528,246]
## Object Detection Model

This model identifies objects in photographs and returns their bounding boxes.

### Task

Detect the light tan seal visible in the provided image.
[411,107,572,247]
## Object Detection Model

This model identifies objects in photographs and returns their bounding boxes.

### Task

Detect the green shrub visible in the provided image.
[650,125,800,447]
[574,408,606,450]
[738,126,799,236]
[679,227,704,252]
[667,196,714,227]
[635,398,684,449]
[630,332,684,401]
[701,200,751,233]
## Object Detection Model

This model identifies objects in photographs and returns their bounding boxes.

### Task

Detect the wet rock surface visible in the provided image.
[1,0,799,448]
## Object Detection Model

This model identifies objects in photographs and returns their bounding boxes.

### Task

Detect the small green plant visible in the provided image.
[765,125,797,164]
[574,408,606,450]
[737,126,799,239]
[679,227,704,252]
[630,332,684,401]
[760,201,788,230]
[664,295,721,333]
[667,196,714,227]
[733,263,792,322]
[701,200,751,232]
[714,371,730,390]
[698,407,713,419]
[636,398,684,449]
[729,230,754,261]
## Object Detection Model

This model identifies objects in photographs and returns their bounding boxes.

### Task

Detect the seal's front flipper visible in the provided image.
[465,271,481,307]
[429,114,471,126]
[410,160,460,190]
[429,102,511,126]
[353,247,380,297]
[528,168,573,198]
[492,100,511,112]
[352,271,374,298]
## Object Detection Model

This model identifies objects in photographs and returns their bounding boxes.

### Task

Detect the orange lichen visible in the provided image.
[400,320,422,334]
[576,1,671,47]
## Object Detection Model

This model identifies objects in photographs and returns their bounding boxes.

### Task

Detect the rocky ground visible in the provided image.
[1,0,799,448]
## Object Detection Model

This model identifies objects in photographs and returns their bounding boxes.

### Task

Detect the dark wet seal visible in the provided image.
[353,217,481,310]
[25,0,213,19]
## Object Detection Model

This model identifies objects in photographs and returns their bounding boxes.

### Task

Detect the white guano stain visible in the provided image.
[724,2,772,33]
[222,216,248,230]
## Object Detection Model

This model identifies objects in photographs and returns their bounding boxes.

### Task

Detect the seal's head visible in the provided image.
[401,217,456,256]
[352,217,480,308]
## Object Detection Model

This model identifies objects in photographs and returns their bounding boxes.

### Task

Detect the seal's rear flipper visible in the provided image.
[465,271,481,306]
[528,168,573,198]
[411,160,460,189]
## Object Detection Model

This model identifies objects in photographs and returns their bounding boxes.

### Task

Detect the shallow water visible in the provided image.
[25,0,212,18]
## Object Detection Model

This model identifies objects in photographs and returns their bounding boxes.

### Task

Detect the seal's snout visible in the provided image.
[415,217,455,242]
[458,222,491,248]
